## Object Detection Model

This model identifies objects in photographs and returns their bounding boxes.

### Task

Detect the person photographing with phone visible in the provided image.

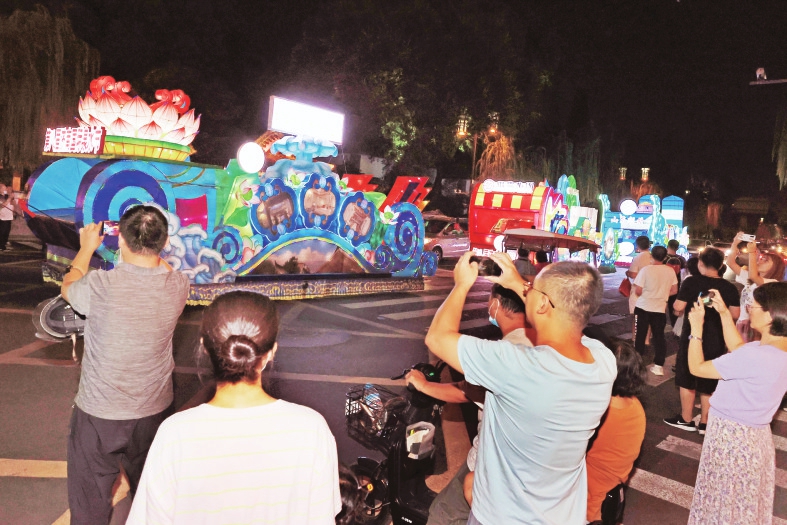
[726,231,784,342]
[425,252,615,525]
[665,247,739,435]
[61,205,190,524]
[684,283,787,523]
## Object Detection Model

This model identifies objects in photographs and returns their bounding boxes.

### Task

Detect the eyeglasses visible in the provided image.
[525,282,555,308]
[745,303,764,314]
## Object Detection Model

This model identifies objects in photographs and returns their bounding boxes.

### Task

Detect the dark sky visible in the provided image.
[5,0,787,202]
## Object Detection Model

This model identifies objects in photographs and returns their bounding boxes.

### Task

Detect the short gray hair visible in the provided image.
[539,261,603,326]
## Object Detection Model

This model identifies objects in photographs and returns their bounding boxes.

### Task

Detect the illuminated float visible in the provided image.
[24,77,437,303]
[468,175,600,263]
[597,193,688,267]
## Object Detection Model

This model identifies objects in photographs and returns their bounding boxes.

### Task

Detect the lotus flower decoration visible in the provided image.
[76,76,200,146]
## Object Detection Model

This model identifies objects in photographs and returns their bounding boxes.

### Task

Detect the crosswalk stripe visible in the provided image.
[628,468,695,509]
[0,458,66,478]
[381,302,488,321]
[657,435,787,489]
[587,313,625,325]
[627,468,787,525]
[774,434,787,453]
[459,318,492,331]
[341,291,489,309]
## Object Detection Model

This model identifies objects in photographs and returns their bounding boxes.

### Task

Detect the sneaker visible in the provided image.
[663,415,697,432]
[697,423,707,435]
[649,364,664,376]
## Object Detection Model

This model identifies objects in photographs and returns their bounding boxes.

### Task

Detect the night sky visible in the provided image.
[5,0,787,203]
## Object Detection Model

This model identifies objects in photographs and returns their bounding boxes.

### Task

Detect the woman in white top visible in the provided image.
[726,232,784,342]
[127,291,341,525]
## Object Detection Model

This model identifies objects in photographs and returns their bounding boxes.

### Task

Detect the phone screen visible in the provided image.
[103,221,120,236]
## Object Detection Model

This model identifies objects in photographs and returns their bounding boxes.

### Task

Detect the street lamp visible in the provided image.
[641,167,650,181]
[456,111,500,180]
[619,167,627,180]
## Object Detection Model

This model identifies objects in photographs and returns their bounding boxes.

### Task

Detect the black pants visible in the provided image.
[634,307,667,366]
[67,405,167,525]
[0,219,11,249]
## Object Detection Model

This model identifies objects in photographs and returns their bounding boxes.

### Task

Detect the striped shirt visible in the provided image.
[127,400,341,524]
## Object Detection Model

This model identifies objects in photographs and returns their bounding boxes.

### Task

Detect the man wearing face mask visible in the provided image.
[407,284,530,525]
[61,205,190,525]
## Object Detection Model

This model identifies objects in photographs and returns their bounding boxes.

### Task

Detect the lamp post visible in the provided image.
[456,110,500,180]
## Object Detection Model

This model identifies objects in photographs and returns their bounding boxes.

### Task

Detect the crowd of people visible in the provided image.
[620,233,787,522]
[59,209,787,525]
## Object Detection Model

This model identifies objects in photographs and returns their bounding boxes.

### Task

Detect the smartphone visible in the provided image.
[102,220,120,236]
[740,234,756,242]
[698,291,715,305]
[469,256,502,277]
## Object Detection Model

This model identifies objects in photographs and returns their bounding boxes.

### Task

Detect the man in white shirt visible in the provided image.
[626,236,652,337]
[633,245,678,375]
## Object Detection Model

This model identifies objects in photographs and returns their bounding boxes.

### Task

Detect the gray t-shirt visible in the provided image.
[68,263,190,420]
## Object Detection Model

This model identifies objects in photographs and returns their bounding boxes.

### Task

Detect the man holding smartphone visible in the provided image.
[61,205,189,524]
[425,252,616,525]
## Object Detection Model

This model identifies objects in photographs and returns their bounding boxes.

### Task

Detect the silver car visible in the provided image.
[424,218,470,261]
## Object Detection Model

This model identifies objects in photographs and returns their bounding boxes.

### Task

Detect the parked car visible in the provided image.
[423,217,470,260]
[686,239,712,257]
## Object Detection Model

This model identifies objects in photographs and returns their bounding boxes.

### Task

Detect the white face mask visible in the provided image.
[116,247,123,264]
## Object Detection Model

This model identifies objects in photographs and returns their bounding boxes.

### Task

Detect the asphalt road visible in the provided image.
[1,243,785,524]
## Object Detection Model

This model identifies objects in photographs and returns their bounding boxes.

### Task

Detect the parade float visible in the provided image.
[596,193,688,268]
[468,175,600,263]
[23,77,437,303]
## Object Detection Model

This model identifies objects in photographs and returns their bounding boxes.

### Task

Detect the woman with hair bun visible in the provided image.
[128,291,341,524]
[686,282,787,523]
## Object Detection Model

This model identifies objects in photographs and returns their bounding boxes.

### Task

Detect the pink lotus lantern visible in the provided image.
[119,96,153,130]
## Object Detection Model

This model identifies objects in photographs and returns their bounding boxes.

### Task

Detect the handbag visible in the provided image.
[618,278,632,297]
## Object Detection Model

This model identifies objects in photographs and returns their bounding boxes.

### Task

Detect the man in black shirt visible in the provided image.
[664,248,739,435]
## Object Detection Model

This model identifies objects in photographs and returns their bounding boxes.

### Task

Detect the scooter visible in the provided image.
[345,362,447,525]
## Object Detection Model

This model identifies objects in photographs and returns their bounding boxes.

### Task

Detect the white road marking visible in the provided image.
[342,291,488,309]
[0,458,66,478]
[628,468,787,525]
[460,318,493,331]
[587,313,624,325]
[381,302,488,321]
[657,435,787,489]
[172,366,408,387]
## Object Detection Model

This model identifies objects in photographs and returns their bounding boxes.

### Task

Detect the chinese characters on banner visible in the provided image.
[43,127,106,155]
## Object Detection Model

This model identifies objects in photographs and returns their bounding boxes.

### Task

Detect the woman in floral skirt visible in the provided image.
[686,283,787,524]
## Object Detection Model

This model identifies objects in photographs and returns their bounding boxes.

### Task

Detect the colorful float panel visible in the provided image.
[468,176,597,263]
[24,76,438,296]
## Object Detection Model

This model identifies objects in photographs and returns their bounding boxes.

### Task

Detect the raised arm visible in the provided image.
[425,252,479,373]
[61,223,104,301]
[707,289,744,351]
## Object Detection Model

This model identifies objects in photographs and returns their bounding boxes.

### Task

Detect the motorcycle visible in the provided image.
[345,362,447,525]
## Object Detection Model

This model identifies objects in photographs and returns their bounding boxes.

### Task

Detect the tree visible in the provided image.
[0,6,99,175]
[284,0,551,178]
